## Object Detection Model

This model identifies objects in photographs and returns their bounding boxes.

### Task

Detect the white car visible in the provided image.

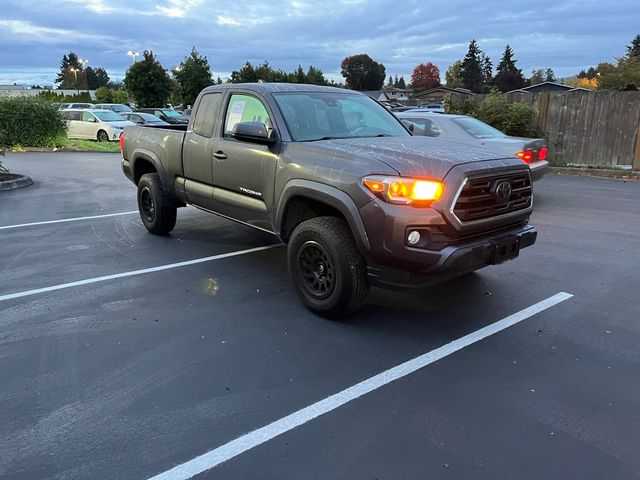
[62,109,135,142]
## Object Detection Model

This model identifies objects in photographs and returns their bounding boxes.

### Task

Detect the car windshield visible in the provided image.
[162,110,181,117]
[273,92,409,141]
[93,111,125,122]
[112,105,133,113]
[453,117,506,138]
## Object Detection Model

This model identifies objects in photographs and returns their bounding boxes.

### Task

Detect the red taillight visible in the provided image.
[516,150,533,164]
[538,146,547,161]
[119,132,125,153]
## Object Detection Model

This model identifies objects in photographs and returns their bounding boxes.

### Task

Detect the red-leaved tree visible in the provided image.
[411,62,441,90]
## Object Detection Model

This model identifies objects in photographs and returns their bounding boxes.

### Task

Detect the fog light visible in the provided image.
[407,230,421,245]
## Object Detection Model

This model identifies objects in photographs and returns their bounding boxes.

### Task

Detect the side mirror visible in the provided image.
[232,121,276,145]
[401,120,415,133]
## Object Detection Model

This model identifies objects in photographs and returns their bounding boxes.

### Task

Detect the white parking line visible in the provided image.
[148,291,574,480]
[0,211,138,231]
[0,245,280,303]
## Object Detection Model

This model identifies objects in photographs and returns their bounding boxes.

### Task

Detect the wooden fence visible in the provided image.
[449,91,640,169]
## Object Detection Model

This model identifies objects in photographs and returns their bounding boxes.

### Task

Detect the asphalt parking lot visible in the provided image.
[1,152,639,480]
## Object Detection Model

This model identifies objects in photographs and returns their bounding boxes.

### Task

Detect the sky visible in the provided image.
[0,0,637,87]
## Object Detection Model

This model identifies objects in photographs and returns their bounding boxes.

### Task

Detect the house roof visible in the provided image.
[363,90,385,100]
[514,81,574,92]
[411,85,475,96]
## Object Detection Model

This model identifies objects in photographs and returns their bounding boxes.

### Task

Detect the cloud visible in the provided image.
[0,0,636,86]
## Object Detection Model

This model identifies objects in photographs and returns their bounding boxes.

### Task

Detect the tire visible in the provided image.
[137,173,177,235]
[288,216,369,318]
[97,130,109,142]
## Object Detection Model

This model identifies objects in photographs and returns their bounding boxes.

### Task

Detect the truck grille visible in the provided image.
[452,171,532,223]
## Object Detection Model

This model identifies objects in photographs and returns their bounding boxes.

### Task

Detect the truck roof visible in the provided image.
[201,82,359,95]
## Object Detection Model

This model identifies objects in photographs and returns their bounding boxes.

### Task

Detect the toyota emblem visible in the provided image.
[495,181,512,203]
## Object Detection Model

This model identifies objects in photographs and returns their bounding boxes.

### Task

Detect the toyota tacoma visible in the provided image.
[121,83,537,317]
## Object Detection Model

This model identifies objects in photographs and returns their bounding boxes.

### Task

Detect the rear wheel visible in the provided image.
[97,130,109,142]
[288,216,369,318]
[137,173,177,235]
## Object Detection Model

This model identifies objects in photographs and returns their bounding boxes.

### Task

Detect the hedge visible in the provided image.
[0,97,67,148]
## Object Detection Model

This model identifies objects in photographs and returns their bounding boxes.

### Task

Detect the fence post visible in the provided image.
[634,126,640,171]
[538,92,550,133]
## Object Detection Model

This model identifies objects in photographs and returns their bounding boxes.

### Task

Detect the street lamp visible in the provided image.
[69,67,79,94]
[78,58,89,93]
[127,51,139,64]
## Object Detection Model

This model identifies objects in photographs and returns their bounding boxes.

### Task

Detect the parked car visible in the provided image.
[135,108,189,124]
[120,112,170,126]
[59,103,94,110]
[95,103,133,114]
[413,103,445,113]
[61,109,135,142]
[397,111,548,180]
[121,83,537,317]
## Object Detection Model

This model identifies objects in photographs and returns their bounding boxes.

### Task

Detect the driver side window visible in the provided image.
[223,94,271,138]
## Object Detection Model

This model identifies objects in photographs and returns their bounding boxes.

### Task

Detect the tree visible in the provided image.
[112,90,129,103]
[627,34,640,60]
[173,47,213,106]
[460,40,484,93]
[544,68,556,82]
[56,52,82,87]
[123,50,172,107]
[340,54,386,91]
[397,76,406,89]
[494,45,526,92]
[387,75,393,86]
[411,62,440,90]
[597,56,640,91]
[530,69,544,85]
[480,53,494,91]
[95,86,112,103]
[445,61,464,88]
[85,67,110,90]
[305,65,328,85]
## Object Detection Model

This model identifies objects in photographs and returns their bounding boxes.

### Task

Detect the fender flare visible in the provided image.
[131,148,169,188]
[275,179,371,253]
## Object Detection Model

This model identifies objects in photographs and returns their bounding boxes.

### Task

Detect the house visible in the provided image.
[382,86,411,102]
[410,86,474,105]
[509,82,576,93]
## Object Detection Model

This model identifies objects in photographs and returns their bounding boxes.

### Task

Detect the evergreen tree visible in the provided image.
[173,47,213,106]
[494,45,526,92]
[480,53,493,89]
[530,69,544,85]
[56,52,83,88]
[123,50,172,107]
[460,40,484,93]
[627,34,640,60]
[394,74,399,87]
[85,67,110,90]
[544,68,556,82]
[387,75,393,86]
[397,76,406,89]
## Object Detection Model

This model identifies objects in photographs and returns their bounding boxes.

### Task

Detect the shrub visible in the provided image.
[95,86,113,103]
[37,90,93,103]
[112,89,129,104]
[0,97,67,148]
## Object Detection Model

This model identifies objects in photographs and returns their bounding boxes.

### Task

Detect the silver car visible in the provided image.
[61,109,135,142]
[397,111,549,180]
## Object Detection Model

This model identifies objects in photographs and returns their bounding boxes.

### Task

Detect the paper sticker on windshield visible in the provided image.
[226,100,246,131]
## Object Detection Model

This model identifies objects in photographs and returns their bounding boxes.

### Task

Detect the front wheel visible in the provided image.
[137,173,177,235]
[287,216,369,318]
[97,130,109,142]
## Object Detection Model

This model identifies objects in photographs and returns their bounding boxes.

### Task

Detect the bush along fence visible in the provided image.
[447,90,640,169]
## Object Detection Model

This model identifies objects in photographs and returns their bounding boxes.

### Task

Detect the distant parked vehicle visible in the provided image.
[59,103,94,110]
[95,103,134,114]
[61,109,135,142]
[135,108,189,124]
[417,103,445,113]
[397,111,548,180]
[120,112,170,126]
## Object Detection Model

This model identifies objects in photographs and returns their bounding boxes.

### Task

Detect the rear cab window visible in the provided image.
[192,93,222,138]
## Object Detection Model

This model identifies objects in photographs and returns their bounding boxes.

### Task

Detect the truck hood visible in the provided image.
[305,136,516,180]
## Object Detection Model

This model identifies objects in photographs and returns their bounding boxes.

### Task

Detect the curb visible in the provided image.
[550,167,640,180]
[0,174,34,191]
[11,148,119,154]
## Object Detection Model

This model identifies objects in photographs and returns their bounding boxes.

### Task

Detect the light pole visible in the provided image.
[127,51,139,65]
[79,58,89,93]
[70,67,79,95]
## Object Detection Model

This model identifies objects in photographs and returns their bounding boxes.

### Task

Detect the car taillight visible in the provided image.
[119,132,125,153]
[538,146,548,161]
[516,150,533,164]
[363,176,443,205]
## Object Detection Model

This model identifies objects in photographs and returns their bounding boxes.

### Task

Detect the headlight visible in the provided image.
[363,175,443,205]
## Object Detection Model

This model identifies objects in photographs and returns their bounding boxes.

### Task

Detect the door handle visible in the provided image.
[213,151,227,160]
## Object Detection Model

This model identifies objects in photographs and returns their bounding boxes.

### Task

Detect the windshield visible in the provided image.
[162,110,181,117]
[112,105,133,113]
[273,92,409,141]
[453,117,506,139]
[139,113,162,121]
[93,111,125,122]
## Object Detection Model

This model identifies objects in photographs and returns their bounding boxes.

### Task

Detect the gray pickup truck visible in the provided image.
[121,83,537,317]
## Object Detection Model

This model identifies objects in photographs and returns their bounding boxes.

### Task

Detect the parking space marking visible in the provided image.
[147,292,573,480]
[0,245,280,303]
[0,211,138,231]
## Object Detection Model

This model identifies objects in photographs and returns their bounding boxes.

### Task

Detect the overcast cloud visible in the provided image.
[0,0,636,86]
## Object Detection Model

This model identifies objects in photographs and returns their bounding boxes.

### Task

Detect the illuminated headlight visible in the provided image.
[362,176,444,206]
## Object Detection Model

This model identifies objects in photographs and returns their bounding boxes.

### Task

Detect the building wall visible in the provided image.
[0,89,97,100]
